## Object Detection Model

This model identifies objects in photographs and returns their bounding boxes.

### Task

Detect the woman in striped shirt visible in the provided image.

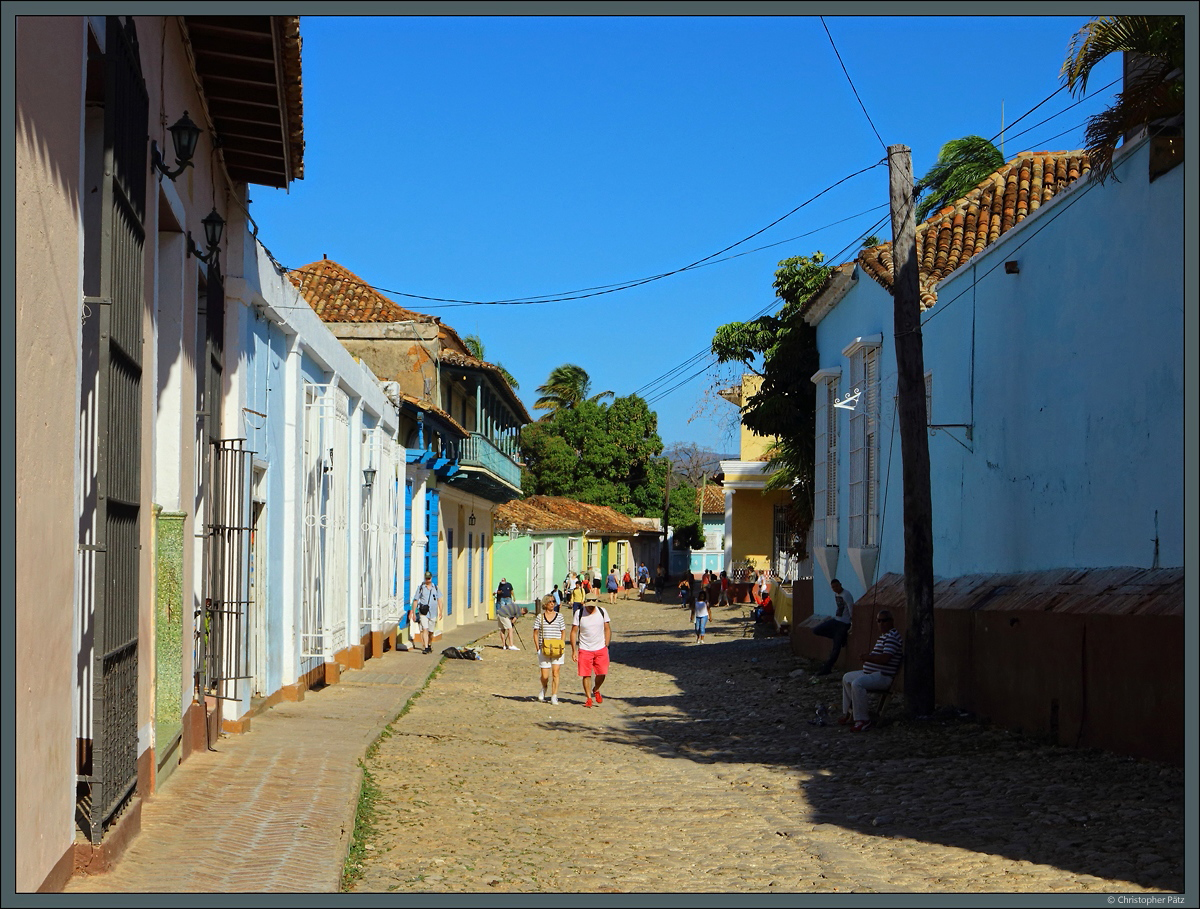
[534,595,567,704]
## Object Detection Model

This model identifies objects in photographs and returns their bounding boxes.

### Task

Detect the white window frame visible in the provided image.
[843,336,881,549]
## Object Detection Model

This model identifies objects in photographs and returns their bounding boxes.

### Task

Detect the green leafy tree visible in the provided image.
[520,394,669,517]
[711,252,834,551]
[533,364,614,417]
[463,334,518,390]
[1062,15,1184,183]
[915,135,1005,222]
[522,385,706,548]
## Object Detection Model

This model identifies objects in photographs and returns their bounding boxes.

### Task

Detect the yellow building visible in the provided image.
[717,375,804,625]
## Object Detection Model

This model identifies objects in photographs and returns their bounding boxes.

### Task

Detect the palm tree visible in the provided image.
[914,135,1005,222]
[533,364,613,417]
[463,333,518,390]
[1061,15,1184,183]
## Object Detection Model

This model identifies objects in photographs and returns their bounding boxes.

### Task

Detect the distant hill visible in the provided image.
[664,443,734,487]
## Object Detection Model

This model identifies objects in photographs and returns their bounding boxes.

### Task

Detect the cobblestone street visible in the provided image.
[352,595,1185,894]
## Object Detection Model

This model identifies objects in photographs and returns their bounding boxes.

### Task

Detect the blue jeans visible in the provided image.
[815,618,850,672]
[694,615,708,635]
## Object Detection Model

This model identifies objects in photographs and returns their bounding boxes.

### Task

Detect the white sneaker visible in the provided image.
[508,645,520,651]
[551,695,559,705]
[538,689,546,701]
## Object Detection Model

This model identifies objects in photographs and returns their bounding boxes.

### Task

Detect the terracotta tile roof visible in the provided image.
[494,498,584,533]
[392,389,466,439]
[863,566,1182,617]
[439,349,533,424]
[289,259,434,323]
[495,496,649,536]
[290,258,531,424]
[856,151,1091,309]
[700,484,725,515]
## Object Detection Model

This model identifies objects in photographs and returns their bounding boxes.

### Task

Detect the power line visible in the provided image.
[642,210,894,407]
[821,17,886,152]
[265,160,886,310]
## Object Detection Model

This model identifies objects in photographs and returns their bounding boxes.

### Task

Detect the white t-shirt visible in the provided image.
[573,605,610,651]
[832,587,855,625]
[693,598,710,619]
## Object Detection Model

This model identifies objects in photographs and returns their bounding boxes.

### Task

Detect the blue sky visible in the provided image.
[247,13,1123,452]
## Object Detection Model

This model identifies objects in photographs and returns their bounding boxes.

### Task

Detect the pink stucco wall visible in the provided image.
[15,16,88,893]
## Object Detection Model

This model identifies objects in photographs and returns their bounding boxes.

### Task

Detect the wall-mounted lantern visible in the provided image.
[188,208,225,267]
[151,111,202,181]
[362,467,377,489]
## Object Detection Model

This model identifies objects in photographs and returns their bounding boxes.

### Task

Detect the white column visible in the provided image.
[409,469,429,605]
[279,331,303,686]
[723,489,735,574]
[347,399,364,650]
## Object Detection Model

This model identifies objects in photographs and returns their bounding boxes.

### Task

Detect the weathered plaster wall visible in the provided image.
[15,16,87,892]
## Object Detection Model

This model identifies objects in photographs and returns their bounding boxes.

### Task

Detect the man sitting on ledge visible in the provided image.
[839,609,903,732]
[753,593,775,624]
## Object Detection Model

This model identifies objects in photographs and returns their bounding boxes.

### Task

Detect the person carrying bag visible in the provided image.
[533,595,567,704]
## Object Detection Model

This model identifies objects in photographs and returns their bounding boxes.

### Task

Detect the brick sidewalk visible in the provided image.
[63,623,492,893]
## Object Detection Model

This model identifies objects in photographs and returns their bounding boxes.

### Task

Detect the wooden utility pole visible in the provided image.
[888,144,936,717]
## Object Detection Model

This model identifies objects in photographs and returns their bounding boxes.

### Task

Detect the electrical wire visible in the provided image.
[821,17,886,152]
[641,210,894,407]
[259,160,885,309]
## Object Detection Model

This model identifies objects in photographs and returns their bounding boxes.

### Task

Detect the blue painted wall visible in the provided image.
[812,138,1183,615]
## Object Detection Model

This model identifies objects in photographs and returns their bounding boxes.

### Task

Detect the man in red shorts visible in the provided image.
[569,599,611,708]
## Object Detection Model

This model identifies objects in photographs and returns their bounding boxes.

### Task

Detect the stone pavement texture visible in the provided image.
[351,594,1185,895]
[63,623,485,894]
[64,594,1186,895]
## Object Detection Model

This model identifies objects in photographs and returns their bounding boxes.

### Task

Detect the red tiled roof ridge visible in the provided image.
[513,495,648,534]
[855,150,1090,309]
[289,258,434,324]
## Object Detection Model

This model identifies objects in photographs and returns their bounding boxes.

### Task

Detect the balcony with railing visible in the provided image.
[453,431,522,501]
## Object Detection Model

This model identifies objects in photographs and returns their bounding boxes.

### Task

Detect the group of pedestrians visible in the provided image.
[415,566,902,731]
[530,588,610,708]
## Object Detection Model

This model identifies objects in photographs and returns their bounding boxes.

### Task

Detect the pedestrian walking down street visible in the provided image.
[570,600,611,707]
[654,564,666,602]
[637,562,650,599]
[606,566,619,605]
[533,595,567,704]
[717,570,731,607]
[678,574,693,609]
[690,588,710,643]
[495,578,526,651]
[411,571,440,654]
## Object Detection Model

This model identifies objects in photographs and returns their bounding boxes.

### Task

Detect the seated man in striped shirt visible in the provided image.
[839,609,903,732]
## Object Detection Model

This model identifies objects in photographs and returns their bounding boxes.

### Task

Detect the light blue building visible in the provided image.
[225,237,405,717]
[805,137,1183,616]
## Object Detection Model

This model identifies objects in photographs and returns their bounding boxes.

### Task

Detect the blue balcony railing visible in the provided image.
[458,432,521,489]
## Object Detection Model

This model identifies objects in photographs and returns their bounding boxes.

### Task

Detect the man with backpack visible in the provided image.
[570,599,611,708]
[411,571,440,654]
[494,577,523,651]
